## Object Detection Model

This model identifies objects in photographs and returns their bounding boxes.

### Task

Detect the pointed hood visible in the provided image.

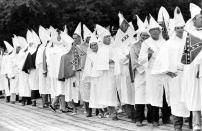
[118,12,130,33]
[83,24,92,40]
[60,31,73,53]
[190,3,202,19]
[39,25,50,44]
[144,17,149,28]
[3,41,13,53]
[17,36,28,49]
[174,7,185,27]
[64,25,68,34]
[74,22,82,37]
[118,12,125,26]
[129,22,134,30]
[12,35,20,49]
[149,14,162,30]
[95,24,111,41]
[157,6,170,24]
[31,30,41,45]
[26,30,34,44]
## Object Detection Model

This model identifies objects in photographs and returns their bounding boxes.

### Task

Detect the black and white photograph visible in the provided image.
[0,0,202,131]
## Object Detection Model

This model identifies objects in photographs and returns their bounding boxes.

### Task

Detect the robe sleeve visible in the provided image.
[138,42,149,68]
[130,45,140,70]
[58,55,65,81]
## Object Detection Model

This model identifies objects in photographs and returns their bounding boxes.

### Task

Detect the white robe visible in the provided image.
[1,54,10,96]
[17,51,31,97]
[82,53,105,108]
[8,53,19,94]
[114,46,135,105]
[94,44,118,107]
[152,34,189,117]
[36,44,50,94]
[46,45,66,98]
[130,41,147,104]
[0,55,7,91]
[181,29,202,111]
[138,37,168,107]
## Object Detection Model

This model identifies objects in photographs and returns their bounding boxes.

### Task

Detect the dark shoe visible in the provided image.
[163,119,172,124]
[136,121,143,127]
[32,101,36,106]
[22,101,25,106]
[175,129,182,131]
[112,116,119,121]
[50,105,56,112]
[60,110,71,113]
[42,105,49,108]
[10,101,15,104]
[152,122,159,127]
[95,109,99,116]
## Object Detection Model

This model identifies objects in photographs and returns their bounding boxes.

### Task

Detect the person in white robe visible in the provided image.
[180,3,202,131]
[114,13,136,107]
[36,26,51,108]
[130,15,151,126]
[138,15,169,126]
[152,7,190,131]
[1,41,13,102]
[48,29,69,113]
[94,24,119,120]
[16,36,31,106]
[23,30,40,106]
[82,32,105,117]
[8,35,21,104]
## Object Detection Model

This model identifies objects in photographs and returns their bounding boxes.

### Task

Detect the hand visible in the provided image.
[148,48,154,54]
[11,76,15,79]
[126,54,130,59]
[166,72,177,78]
[109,59,114,64]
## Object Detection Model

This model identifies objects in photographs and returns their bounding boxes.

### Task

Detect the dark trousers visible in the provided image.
[124,104,135,120]
[134,104,150,122]
[22,97,32,105]
[161,89,171,123]
[149,89,171,123]
[173,115,183,129]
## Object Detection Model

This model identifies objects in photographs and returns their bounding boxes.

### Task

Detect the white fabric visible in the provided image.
[138,37,168,107]
[1,54,10,96]
[190,3,201,19]
[64,72,80,103]
[157,6,170,25]
[151,34,189,117]
[3,41,13,54]
[8,53,19,94]
[46,44,67,97]
[29,69,39,90]
[16,50,30,97]
[35,44,50,94]
[74,22,82,37]
[149,14,162,30]
[174,7,185,27]
[116,63,135,105]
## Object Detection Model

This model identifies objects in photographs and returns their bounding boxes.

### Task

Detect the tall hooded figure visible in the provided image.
[152,7,190,130]
[138,14,170,126]
[1,41,14,101]
[22,30,41,106]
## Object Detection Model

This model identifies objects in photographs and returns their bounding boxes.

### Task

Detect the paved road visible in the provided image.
[0,100,191,131]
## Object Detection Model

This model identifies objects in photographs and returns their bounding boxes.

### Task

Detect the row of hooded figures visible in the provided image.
[0,3,202,131]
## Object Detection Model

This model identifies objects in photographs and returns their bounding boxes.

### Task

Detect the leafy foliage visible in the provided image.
[0,0,201,48]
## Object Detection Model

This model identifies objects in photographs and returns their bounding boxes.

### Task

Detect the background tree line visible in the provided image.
[0,0,201,48]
